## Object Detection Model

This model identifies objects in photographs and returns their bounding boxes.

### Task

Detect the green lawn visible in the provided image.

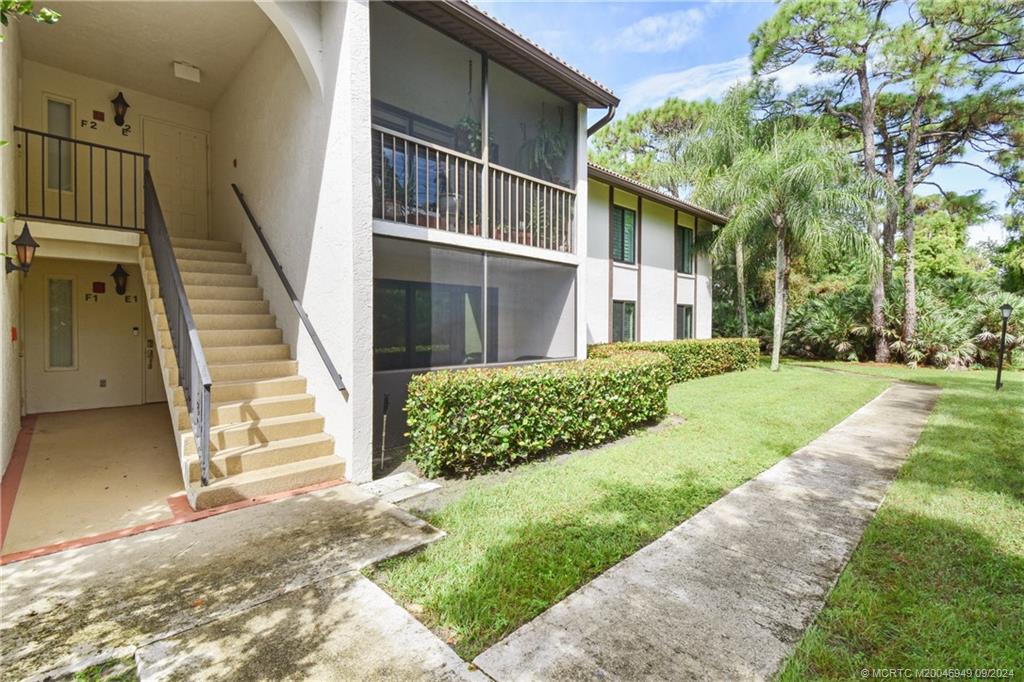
[370,364,890,659]
[781,363,1024,679]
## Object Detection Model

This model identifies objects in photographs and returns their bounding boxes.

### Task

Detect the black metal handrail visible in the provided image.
[14,126,146,231]
[231,184,346,393]
[146,168,213,485]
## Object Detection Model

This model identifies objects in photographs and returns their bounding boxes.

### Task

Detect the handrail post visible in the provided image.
[231,184,346,393]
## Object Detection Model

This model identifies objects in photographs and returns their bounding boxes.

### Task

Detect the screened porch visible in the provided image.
[370,2,579,254]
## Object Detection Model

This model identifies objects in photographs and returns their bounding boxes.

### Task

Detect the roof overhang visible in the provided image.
[588,164,728,226]
[392,1,619,109]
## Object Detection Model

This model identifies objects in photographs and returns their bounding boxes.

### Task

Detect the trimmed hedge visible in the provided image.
[588,338,760,383]
[405,351,672,476]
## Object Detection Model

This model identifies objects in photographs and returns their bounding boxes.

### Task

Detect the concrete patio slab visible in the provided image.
[2,405,182,555]
[0,483,444,681]
[136,573,486,682]
[474,381,940,681]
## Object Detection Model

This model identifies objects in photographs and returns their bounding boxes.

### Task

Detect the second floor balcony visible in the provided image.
[369,2,581,255]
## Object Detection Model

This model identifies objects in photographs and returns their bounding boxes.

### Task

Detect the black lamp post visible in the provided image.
[111,91,130,126]
[995,303,1013,391]
[5,223,39,275]
[110,263,129,295]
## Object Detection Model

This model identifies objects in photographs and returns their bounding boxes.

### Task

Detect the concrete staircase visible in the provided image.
[140,236,344,510]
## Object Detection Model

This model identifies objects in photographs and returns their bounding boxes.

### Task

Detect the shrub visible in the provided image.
[405,351,672,477]
[588,338,760,382]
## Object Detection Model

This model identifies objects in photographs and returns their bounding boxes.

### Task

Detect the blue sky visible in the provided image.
[479,1,1011,245]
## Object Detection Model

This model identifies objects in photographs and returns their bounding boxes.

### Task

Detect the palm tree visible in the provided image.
[654,86,764,338]
[706,124,879,370]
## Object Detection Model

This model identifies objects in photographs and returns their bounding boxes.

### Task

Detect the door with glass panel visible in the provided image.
[43,96,75,220]
[23,259,148,413]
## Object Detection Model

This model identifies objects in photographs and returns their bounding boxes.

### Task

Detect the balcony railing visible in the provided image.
[490,164,574,253]
[371,125,575,253]
[13,126,145,231]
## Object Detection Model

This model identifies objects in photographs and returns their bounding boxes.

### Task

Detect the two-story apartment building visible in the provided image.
[0,0,721,542]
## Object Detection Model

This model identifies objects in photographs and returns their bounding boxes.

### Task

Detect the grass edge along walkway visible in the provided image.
[370,365,891,659]
[780,363,1024,679]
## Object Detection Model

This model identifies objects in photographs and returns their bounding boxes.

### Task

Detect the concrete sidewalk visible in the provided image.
[475,381,940,681]
[1,483,481,681]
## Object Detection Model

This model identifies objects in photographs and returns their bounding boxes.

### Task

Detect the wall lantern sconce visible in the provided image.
[110,263,129,295]
[5,224,39,275]
[111,91,130,126]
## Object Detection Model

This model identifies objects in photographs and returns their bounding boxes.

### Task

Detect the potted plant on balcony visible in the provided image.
[517,105,568,184]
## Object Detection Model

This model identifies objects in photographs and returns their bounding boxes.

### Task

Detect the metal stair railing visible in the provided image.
[145,167,213,485]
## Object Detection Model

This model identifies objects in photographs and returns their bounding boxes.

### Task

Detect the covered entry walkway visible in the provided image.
[1,404,182,558]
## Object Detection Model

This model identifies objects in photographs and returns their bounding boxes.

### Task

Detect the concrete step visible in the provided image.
[179,271,259,288]
[154,312,276,333]
[176,393,316,429]
[182,412,325,455]
[187,299,270,315]
[206,394,315,428]
[170,237,242,252]
[158,257,252,276]
[163,346,294,376]
[207,359,298,382]
[187,429,334,481]
[159,327,283,350]
[184,284,263,301]
[188,453,344,510]
[142,245,248,264]
[192,313,277,331]
[203,344,291,364]
[210,375,307,402]
[195,328,283,348]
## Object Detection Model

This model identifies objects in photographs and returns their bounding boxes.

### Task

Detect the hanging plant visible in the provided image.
[518,104,568,182]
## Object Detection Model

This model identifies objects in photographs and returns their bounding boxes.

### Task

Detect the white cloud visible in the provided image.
[620,56,833,113]
[605,8,709,54]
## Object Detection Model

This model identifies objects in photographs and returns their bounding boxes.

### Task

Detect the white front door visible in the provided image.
[143,119,208,239]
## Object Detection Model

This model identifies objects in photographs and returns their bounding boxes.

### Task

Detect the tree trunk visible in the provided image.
[735,241,748,337]
[881,138,898,291]
[858,68,890,363]
[770,221,788,372]
[902,96,926,358]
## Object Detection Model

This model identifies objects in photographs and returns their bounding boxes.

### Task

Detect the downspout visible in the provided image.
[587,105,617,137]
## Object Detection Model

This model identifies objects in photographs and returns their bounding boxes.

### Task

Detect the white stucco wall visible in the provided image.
[639,198,675,341]
[19,59,209,154]
[584,175,714,346]
[585,178,610,345]
[210,0,374,482]
[696,237,713,338]
[1,21,22,474]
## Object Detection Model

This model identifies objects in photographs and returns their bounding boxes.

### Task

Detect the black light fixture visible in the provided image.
[5,223,39,275]
[995,303,1013,391]
[110,263,129,295]
[111,91,130,126]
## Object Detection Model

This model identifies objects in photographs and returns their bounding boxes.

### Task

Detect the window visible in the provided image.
[676,226,694,275]
[612,300,636,342]
[676,304,694,340]
[47,277,75,369]
[46,98,72,192]
[611,206,636,264]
